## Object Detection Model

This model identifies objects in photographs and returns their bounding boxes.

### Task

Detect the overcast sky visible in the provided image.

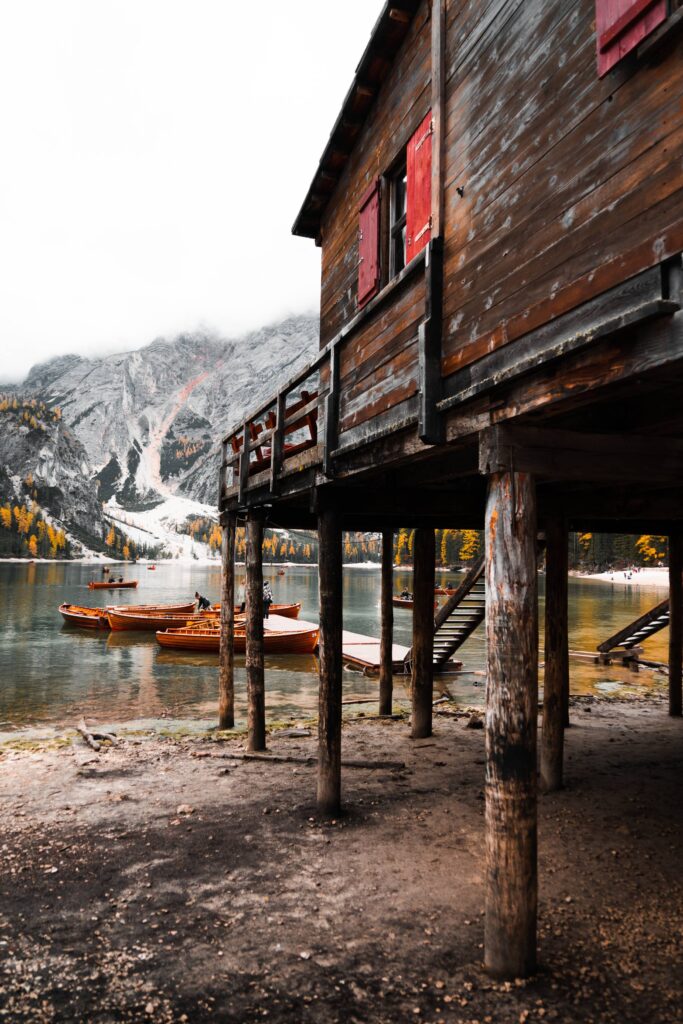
[0,1,380,382]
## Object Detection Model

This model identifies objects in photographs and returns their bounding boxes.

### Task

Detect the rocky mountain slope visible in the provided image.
[23,314,319,510]
[0,399,104,552]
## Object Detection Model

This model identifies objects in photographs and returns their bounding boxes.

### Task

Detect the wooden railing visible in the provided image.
[220,240,440,507]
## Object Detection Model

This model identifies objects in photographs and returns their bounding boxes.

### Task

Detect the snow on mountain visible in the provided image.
[104,495,221,562]
[23,313,319,508]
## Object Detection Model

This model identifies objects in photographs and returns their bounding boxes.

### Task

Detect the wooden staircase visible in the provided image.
[405,555,486,672]
[597,598,670,653]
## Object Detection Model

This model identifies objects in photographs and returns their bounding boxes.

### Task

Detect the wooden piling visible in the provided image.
[245,509,266,751]
[317,507,343,815]
[218,512,236,730]
[669,532,682,717]
[379,529,394,716]
[484,471,538,979]
[411,527,435,739]
[540,518,568,792]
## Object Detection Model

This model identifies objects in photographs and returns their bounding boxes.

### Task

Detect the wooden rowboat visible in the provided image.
[59,603,110,629]
[211,602,301,619]
[107,602,197,615]
[88,580,138,590]
[108,608,219,632]
[393,596,437,609]
[155,623,319,654]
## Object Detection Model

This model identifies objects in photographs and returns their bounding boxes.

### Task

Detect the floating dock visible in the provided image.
[265,615,409,673]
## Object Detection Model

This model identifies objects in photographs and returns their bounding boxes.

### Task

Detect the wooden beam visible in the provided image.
[317,507,343,814]
[245,510,266,751]
[419,238,444,444]
[480,423,683,485]
[540,518,568,792]
[669,533,682,717]
[218,512,236,730]
[379,529,394,716]
[484,471,538,979]
[411,528,435,739]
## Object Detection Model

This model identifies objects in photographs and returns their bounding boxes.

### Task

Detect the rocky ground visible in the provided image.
[0,697,681,1023]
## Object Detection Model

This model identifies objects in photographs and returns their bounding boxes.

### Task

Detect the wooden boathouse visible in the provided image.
[218,0,683,979]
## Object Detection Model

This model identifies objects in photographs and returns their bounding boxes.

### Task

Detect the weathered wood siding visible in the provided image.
[440,0,683,377]
[338,271,426,433]
[317,0,683,428]
[319,1,432,348]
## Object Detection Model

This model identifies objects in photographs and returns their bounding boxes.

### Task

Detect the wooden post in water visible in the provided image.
[540,518,568,792]
[484,471,538,979]
[669,532,682,717]
[317,506,343,814]
[411,527,435,739]
[218,511,236,729]
[245,509,266,751]
[379,529,394,716]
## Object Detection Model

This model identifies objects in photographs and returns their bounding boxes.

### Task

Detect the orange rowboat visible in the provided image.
[88,580,138,590]
[107,602,197,615]
[155,623,319,654]
[211,602,301,619]
[392,596,438,609]
[108,609,219,632]
[59,603,110,629]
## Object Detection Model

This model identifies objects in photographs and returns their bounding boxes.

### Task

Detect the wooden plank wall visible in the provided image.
[440,0,683,377]
[319,1,431,349]
[318,0,683,444]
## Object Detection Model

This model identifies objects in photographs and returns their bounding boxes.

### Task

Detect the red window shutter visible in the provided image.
[406,110,433,264]
[358,181,381,307]
[596,0,667,77]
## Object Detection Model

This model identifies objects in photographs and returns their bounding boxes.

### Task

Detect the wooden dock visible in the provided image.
[266,614,409,673]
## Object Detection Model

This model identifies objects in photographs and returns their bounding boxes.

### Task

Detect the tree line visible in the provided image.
[0,502,69,559]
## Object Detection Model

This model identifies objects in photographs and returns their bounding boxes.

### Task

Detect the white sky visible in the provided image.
[0,1,380,382]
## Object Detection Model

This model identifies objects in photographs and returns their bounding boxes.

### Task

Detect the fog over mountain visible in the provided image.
[1,315,319,554]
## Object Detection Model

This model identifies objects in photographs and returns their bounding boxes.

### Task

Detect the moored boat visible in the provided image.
[107,602,197,615]
[88,580,139,590]
[59,603,110,629]
[210,602,301,619]
[108,608,219,632]
[155,622,319,654]
[393,595,437,609]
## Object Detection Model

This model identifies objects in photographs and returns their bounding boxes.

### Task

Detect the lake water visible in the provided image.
[0,561,669,737]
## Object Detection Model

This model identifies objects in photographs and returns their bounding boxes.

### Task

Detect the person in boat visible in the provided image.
[195,591,211,612]
[400,589,411,600]
[263,580,273,619]
[117,576,124,583]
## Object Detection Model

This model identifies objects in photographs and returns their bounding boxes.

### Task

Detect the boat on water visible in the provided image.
[210,602,301,619]
[108,608,219,632]
[392,595,438,609]
[107,602,197,615]
[59,603,110,629]
[155,621,319,654]
[88,580,139,590]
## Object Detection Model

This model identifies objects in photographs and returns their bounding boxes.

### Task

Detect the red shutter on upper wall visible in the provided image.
[406,110,433,264]
[358,181,380,307]
[596,0,668,77]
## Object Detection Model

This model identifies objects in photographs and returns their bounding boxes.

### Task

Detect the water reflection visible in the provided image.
[0,562,669,733]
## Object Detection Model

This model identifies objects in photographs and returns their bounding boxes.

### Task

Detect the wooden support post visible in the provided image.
[484,471,538,979]
[379,529,394,716]
[218,512,236,729]
[540,518,568,792]
[411,527,435,738]
[317,507,343,814]
[669,533,682,717]
[245,509,266,751]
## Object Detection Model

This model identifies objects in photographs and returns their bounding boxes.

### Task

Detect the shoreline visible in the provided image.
[0,696,680,1022]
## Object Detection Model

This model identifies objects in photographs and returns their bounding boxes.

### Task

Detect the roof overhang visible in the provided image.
[291,0,423,241]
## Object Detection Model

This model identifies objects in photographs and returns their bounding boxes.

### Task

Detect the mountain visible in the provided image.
[24,314,319,509]
[0,398,104,552]
[1,315,319,556]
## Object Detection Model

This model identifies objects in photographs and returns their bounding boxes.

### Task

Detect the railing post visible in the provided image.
[238,421,250,504]
[269,392,286,496]
[323,343,340,478]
